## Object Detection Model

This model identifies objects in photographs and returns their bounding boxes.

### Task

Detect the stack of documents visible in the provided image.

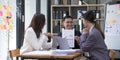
[22,49,81,56]
[51,49,80,55]
[23,51,53,55]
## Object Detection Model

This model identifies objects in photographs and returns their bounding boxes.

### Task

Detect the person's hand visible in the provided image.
[82,28,89,34]
[74,36,80,44]
[74,36,79,41]
[44,32,53,38]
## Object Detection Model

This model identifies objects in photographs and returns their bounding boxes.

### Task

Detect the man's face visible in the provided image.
[63,18,73,29]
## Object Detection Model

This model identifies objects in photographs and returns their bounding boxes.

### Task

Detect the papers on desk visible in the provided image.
[62,28,74,48]
[22,49,81,56]
[22,51,53,55]
[51,49,80,55]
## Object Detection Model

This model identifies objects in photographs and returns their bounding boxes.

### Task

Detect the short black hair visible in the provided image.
[62,15,73,22]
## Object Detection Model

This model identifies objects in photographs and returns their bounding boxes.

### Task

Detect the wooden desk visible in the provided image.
[19,52,81,60]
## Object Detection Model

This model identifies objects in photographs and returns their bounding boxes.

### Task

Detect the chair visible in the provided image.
[109,50,116,60]
[9,48,20,60]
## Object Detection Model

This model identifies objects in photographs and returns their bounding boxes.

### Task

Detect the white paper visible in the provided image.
[62,28,74,48]
[22,49,81,56]
[24,50,67,56]
[51,49,80,54]
[52,36,69,50]
[22,51,53,55]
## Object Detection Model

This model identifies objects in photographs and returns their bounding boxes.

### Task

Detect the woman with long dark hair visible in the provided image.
[20,13,53,54]
[80,10,110,60]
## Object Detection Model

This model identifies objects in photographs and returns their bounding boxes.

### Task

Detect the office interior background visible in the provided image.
[0,0,120,60]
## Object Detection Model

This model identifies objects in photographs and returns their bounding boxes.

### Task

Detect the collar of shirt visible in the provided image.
[89,25,95,33]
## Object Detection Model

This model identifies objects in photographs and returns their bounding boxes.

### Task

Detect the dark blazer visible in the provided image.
[58,30,81,49]
[80,27,110,60]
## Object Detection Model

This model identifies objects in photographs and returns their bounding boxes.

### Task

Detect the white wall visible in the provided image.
[25,0,36,29]
[9,0,16,50]
[41,0,48,33]
[25,0,48,32]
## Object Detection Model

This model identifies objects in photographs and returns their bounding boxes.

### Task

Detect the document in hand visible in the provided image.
[52,36,69,50]
[62,28,74,48]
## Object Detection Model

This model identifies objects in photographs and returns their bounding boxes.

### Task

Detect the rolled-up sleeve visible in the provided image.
[42,35,52,50]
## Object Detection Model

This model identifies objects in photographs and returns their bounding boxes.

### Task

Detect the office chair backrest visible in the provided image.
[109,50,116,60]
[9,48,20,60]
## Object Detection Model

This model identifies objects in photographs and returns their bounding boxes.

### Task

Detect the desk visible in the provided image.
[19,52,81,60]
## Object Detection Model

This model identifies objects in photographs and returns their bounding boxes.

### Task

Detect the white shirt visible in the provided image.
[20,27,52,54]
